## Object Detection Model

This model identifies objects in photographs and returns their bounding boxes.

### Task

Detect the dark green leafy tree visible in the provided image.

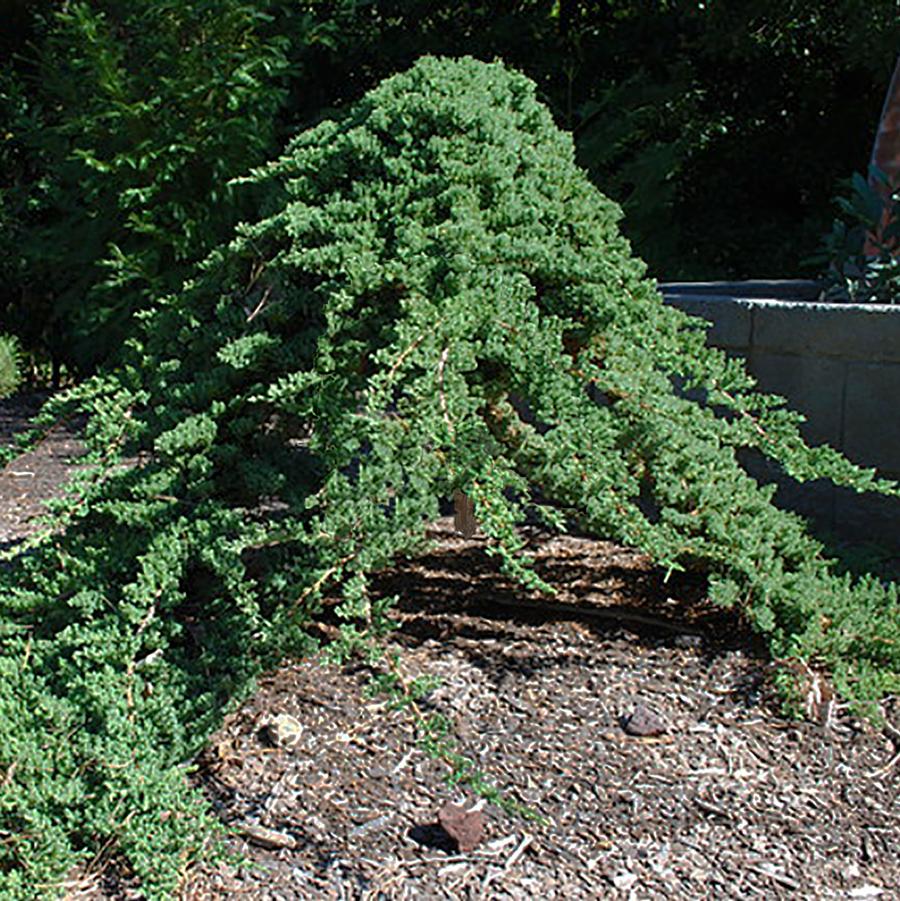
[1,57,898,898]
[0,0,304,373]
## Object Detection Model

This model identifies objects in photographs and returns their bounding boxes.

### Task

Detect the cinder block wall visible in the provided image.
[660,282,900,552]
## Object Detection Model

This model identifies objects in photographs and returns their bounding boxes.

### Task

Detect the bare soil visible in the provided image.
[1,393,898,901]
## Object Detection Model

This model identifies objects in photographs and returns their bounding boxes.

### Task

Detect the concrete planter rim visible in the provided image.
[658,279,900,312]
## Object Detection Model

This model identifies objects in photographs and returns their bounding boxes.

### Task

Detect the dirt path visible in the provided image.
[1,393,898,900]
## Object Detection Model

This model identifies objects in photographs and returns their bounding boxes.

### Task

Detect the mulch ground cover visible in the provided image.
[1,392,898,900]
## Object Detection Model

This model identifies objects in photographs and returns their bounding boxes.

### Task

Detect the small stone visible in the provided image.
[267,713,303,748]
[237,822,297,849]
[622,704,667,737]
[611,871,639,891]
[438,801,484,852]
[848,888,884,899]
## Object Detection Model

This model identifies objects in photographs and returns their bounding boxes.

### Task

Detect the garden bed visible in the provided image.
[2,393,899,900]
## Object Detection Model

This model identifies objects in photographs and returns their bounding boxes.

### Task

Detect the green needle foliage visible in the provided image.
[1,56,898,897]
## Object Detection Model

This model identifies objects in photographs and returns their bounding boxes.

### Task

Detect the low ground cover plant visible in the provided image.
[1,57,898,898]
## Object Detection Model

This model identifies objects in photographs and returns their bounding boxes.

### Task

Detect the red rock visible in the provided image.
[438,802,484,852]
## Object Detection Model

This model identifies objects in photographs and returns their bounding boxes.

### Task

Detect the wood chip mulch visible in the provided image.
[1,393,898,901]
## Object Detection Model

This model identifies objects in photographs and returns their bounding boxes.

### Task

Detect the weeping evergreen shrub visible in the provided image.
[1,56,898,898]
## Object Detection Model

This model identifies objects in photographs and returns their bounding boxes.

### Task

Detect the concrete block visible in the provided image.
[664,295,752,349]
[843,362,900,478]
[751,302,900,362]
[659,283,900,549]
[747,351,845,449]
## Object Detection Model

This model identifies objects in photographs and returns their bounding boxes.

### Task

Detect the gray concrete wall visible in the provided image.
[659,282,900,551]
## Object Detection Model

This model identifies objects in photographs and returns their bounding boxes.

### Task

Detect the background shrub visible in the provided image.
[0,0,307,373]
[813,166,900,303]
[0,333,22,397]
[2,1,898,369]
